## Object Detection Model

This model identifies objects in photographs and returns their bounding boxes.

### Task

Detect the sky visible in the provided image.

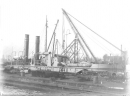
[0,0,130,61]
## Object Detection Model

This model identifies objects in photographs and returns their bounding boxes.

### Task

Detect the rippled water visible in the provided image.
[1,85,48,96]
[1,85,128,96]
[1,85,93,96]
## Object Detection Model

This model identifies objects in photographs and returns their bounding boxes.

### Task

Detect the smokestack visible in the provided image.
[35,36,40,60]
[24,34,29,62]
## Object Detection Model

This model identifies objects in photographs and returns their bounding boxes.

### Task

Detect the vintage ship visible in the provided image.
[1,9,128,95]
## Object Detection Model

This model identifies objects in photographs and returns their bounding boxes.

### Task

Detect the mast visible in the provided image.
[62,14,65,51]
[121,45,122,57]
[45,16,48,52]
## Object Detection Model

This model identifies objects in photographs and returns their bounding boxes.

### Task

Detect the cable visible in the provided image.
[83,32,113,54]
[81,29,114,54]
[57,40,63,50]
[67,12,122,53]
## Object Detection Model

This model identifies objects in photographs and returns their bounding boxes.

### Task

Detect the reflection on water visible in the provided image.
[1,85,46,95]
[108,87,124,90]
[0,85,128,96]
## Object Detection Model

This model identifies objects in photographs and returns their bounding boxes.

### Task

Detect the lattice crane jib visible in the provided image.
[62,9,96,63]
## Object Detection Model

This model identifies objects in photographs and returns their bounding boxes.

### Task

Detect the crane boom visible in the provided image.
[62,9,97,62]
[47,20,59,51]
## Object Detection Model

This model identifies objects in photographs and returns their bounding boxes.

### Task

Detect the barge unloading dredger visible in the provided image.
[1,9,128,95]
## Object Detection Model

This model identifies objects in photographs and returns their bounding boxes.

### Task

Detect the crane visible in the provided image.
[62,9,97,62]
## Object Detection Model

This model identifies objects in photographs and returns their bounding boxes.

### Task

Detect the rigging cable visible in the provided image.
[57,40,63,51]
[81,30,114,54]
[67,12,122,53]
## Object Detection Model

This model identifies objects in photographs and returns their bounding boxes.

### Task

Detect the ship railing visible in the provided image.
[11,59,30,66]
[33,60,44,65]
[30,65,91,74]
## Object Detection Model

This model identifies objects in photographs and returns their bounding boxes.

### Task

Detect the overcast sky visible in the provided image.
[0,0,130,60]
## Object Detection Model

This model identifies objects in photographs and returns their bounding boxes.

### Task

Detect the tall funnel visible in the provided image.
[35,36,40,60]
[24,34,29,62]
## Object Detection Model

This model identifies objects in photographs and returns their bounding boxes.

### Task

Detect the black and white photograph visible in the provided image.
[0,0,130,96]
